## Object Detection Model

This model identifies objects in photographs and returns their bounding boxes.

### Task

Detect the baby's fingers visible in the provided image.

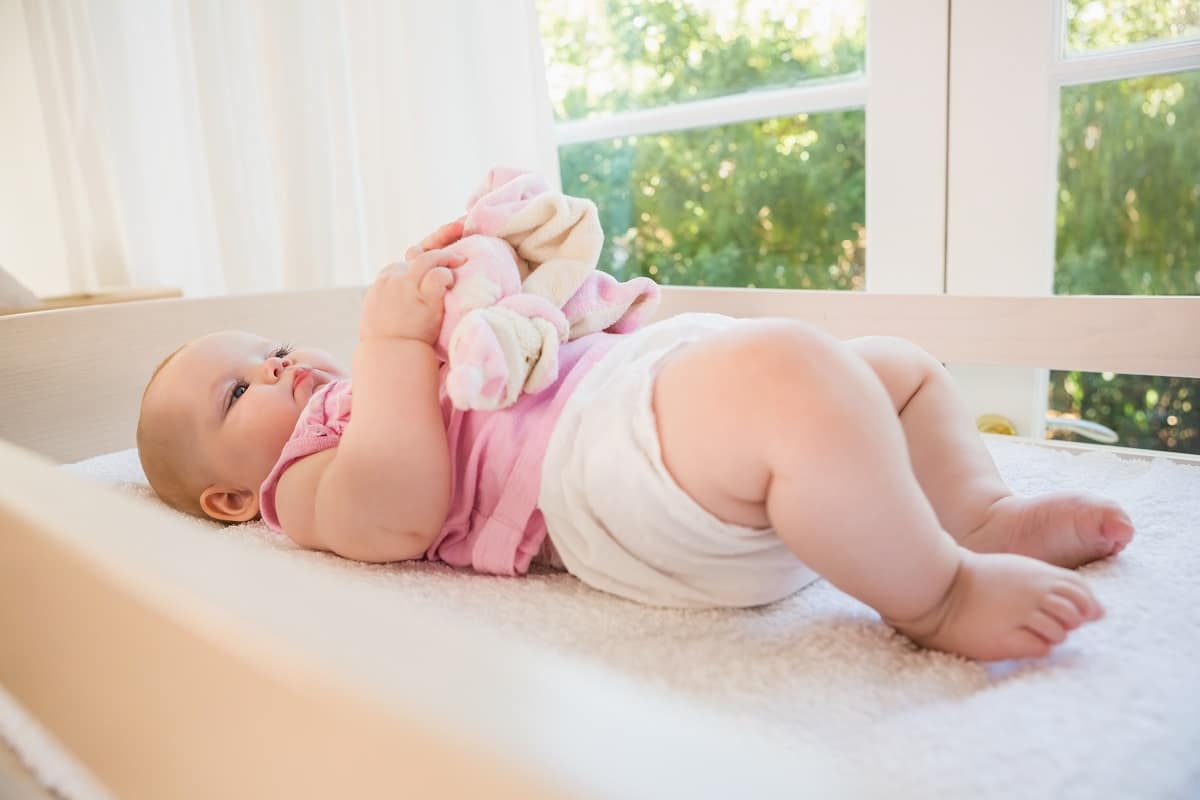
[419,266,455,303]
[421,218,466,251]
[405,248,467,286]
[405,218,467,260]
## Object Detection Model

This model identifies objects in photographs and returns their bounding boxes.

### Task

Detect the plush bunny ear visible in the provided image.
[462,168,549,237]
[458,166,608,309]
[463,166,538,208]
[559,272,661,338]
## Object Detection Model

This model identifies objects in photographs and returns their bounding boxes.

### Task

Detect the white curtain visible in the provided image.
[21,0,560,296]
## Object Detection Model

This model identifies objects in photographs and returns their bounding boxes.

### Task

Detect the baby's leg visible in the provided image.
[653,321,1103,660]
[844,336,1133,567]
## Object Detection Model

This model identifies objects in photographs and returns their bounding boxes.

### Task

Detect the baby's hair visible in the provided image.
[136,344,207,518]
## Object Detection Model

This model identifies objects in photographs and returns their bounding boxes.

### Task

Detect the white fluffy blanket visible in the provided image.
[5,438,1199,799]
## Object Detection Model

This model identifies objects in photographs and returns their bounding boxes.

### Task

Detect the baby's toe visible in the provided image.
[1025,609,1068,645]
[1040,593,1085,630]
[1100,505,1135,548]
[1052,578,1104,621]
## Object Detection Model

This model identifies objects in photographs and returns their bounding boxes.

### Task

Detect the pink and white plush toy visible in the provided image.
[434,168,659,411]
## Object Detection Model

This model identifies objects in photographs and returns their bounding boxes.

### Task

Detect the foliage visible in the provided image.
[1048,371,1196,452]
[1065,0,1200,53]
[545,0,867,290]
[559,112,865,290]
[537,0,1198,452]
[541,0,865,119]
[1055,72,1198,296]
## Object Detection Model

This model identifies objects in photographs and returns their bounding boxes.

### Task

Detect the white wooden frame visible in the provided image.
[2,287,1199,798]
[947,0,1200,436]
[4,286,1197,464]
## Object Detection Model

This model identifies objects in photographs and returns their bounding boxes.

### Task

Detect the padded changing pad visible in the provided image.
[7,438,1200,799]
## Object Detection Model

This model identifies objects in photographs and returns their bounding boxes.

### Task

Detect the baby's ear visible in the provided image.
[199,485,260,522]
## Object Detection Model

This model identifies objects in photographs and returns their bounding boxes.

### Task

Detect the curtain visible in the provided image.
[20,0,560,296]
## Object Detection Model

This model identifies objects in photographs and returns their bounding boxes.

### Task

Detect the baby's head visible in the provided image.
[137,331,346,521]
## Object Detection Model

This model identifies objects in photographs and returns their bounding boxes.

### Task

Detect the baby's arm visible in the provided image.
[274,250,466,562]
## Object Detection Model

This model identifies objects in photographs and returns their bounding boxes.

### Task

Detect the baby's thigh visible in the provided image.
[652,319,853,529]
[843,335,944,412]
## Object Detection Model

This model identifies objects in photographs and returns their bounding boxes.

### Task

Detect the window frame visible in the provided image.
[539,0,1200,443]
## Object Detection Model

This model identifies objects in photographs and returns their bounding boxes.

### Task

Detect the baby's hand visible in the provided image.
[405,217,467,260]
[360,249,467,345]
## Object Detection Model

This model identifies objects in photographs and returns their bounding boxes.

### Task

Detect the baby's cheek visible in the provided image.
[245,411,300,483]
[271,405,304,445]
[244,403,300,461]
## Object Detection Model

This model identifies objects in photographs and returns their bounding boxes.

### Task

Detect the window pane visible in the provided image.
[1048,370,1199,454]
[1055,71,1198,296]
[558,112,865,290]
[1051,70,1198,453]
[1065,0,1200,54]
[536,0,866,122]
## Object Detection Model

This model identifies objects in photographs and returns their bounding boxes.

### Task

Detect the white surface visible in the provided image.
[3,438,1194,798]
[946,0,1059,438]
[864,0,948,294]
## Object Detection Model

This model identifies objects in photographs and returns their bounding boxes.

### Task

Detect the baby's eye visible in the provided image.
[231,382,248,403]
[271,344,294,359]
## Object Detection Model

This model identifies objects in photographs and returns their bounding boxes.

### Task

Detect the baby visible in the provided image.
[137,220,1134,662]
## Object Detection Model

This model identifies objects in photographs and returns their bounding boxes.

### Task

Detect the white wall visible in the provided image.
[0,1,70,298]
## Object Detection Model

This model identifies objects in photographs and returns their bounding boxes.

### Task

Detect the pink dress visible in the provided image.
[259,333,622,575]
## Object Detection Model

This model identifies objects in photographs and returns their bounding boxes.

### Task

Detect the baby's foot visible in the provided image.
[961,492,1134,569]
[886,551,1104,661]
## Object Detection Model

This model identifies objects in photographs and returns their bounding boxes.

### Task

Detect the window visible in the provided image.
[538,1,1198,454]
[1050,65,1198,452]
[1055,5,1199,453]
[537,0,868,289]
[948,1,1199,455]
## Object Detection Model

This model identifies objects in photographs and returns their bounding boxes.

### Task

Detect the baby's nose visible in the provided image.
[266,356,292,379]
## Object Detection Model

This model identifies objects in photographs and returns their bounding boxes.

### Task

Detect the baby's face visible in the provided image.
[144,331,346,518]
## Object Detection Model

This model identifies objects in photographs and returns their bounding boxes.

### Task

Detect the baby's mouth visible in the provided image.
[292,367,313,399]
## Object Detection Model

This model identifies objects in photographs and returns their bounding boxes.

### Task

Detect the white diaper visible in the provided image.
[538,313,820,608]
